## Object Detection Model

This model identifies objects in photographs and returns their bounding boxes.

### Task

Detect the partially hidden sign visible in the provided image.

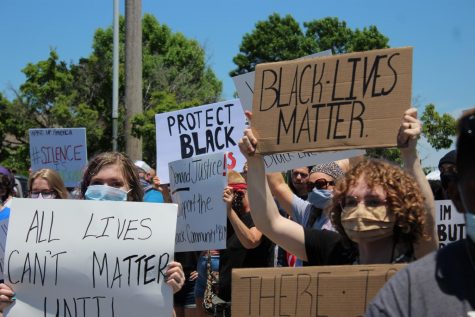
[435,200,465,248]
[251,47,413,154]
[155,100,247,184]
[29,128,88,187]
[4,199,178,317]
[169,152,227,252]
[232,264,404,317]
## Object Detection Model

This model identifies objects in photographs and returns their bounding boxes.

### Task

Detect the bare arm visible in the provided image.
[240,125,309,261]
[398,107,438,257]
[266,172,296,218]
[223,187,262,249]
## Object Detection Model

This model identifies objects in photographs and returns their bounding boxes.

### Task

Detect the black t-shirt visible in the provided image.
[219,212,272,301]
[304,227,355,265]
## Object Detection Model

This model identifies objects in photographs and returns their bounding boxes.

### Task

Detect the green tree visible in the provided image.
[1,14,222,170]
[420,103,457,150]
[230,15,389,75]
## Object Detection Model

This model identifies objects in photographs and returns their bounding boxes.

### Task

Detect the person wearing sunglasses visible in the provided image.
[366,108,475,317]
[28,168,69,200]
[239,107,436,267]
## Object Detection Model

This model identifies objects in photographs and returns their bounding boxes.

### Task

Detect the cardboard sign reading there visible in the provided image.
[435,200,465,248]
[5,199,178,317]
[232,264,404,317]
[29,128,88,187]
[251,47,413,154]
[169,152,227,252]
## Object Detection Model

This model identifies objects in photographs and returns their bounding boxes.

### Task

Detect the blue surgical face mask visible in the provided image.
[84,185,129,201]
[307,189,333,209]
[465,212,475,243]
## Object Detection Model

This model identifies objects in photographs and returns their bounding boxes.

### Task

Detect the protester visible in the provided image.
[365,108,475,316]
[0,152,185,312]
[28,168,69,199]
[134,160,165,203]
[217,170,273,311]
[287,167,311,200]
[0,166,15,213]
[238,108,437,266]
[438,150,458,200]
[174,251,200,317]
[195,250,220,317]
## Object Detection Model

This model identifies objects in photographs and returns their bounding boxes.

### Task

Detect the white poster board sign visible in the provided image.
[29,128,88,187]
[4,199,178,317]
[263,149,365,172]
[156,100,247,183]
[0,217,8,280]
[435,200,465,248]
[169,152,227,252]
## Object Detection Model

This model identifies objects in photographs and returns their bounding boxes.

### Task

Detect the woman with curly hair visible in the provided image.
[238,108,437,265]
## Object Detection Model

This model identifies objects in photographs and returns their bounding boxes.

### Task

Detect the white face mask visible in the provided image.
[340,204,395,243]
[84,185,129,201]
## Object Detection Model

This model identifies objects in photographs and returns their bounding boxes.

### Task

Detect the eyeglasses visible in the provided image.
[307,178,335,191]
[340,195,387,210]
[30,191,57,199]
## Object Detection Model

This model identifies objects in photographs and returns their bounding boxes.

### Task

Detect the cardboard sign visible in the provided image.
[29,128,88,187]
[251,47,413,154]
[0,218,8,280]
[233,50,333,113]
[4,199,178,317]
[169,152,227,252]
[263,149,365,173]
[435,200,465,248]
[232,264,404,317]
[155,100,247,183]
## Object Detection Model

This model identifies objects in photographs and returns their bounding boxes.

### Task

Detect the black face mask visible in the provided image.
[440,172,458,190]
[232,191,244,212]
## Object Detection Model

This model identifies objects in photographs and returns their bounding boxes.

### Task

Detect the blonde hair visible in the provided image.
[28,169,69,199]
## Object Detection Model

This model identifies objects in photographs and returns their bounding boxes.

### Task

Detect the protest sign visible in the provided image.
[155,100,247,183]
[251,47,413,155]
[29,128,88,187]
[263,149,365,173]
[169,152,227,252]
[232,264,404,317]
[435,200,465,248]
[0,218,8,280]
[233,50,333,113]
[4,199,178,317]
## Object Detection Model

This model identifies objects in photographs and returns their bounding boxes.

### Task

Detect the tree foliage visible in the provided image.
[420,104,457,150]
[230,14,389,76]
[1,14,222,172]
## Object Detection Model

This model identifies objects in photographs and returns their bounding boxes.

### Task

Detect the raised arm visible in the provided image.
[239,115,309,261]
[266,172,297,218]
[398,107,438,257]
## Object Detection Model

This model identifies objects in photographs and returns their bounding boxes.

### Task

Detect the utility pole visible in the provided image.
[124,0,142,160]
[111,0,119,152]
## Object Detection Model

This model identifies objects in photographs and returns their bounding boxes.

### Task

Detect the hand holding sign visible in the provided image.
[397,107,421,148]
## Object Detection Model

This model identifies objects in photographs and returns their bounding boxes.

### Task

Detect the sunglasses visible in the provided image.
[340,195,387,210]
[307,178,335,191]
[30,191,57,199]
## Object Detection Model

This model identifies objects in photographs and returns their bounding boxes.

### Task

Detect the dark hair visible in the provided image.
[456,109,475,175]
[80,152,144,202]
[0,173,14,202]
[328,159,426,248]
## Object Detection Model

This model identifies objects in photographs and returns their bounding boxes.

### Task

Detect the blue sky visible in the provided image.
[1,0,474,168]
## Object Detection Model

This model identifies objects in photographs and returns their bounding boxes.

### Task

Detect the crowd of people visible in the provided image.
[0,106,473,317]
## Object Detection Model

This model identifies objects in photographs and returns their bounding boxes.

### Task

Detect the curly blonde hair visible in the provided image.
[328,159,426,247]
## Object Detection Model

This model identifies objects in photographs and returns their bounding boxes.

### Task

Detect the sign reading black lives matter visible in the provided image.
[29,128,88,187]
[155,100,247,184]
[435,200,465,248]
[169,152,227,252]
[4,199,177,317]
[251,47,413,154]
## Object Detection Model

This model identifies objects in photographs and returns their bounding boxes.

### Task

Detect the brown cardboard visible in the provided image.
[232,264,405,317]
[251,47,412,154]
